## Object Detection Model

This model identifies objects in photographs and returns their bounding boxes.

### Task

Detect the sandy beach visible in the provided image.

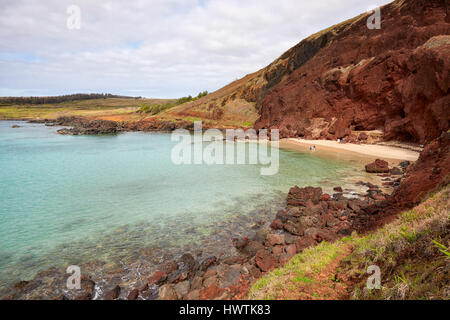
[280,138,421,163]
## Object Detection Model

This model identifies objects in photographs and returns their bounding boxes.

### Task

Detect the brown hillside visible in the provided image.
[168,0,449,143]
[255,0,450,143]
[165,10,367,126]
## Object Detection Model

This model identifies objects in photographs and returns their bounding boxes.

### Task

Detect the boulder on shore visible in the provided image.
[365,159,390,173]
[287,186,323,206]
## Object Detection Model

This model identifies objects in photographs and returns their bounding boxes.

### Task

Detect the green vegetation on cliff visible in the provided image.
[249,185,450,300]
[138,91,209,115]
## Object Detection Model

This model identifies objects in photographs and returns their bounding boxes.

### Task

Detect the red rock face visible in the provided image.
[393,131,450,207]
[255,0,450,144]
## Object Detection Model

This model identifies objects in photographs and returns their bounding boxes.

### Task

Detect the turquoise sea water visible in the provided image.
[0,121,362,288]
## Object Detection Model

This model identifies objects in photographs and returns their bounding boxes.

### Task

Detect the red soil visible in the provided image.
[255,0,450,144]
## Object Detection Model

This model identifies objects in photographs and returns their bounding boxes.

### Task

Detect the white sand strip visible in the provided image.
[281,138,420,162]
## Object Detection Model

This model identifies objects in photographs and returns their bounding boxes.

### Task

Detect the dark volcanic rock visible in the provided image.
[240,240,264,256]
[104,285,121,300]
[287,186,323,206]
[270,219,284,230]
[232,237,249,250]
[295,236,316,253]
[283,220,305,236]
[391,167,403,175]
[177,253,199,279]
[199,284,226,300]
[399,161,411,169]
[49,115,195,136]
[266,233,285,246]
[148,270,167,286]
[255,250,277,272]
[57,119,120,135]
[127,289,139,300]
[73,276,96,300]
[200,256,217,271]
[158,284,177,300]
[162,260,179,275]
[358,132,368,141]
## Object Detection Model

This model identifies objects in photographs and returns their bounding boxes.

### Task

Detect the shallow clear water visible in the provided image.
[0,121,362,288]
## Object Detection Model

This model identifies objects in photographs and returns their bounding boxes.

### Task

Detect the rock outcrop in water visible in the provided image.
[55,118,120,135]
[45,116,196,135]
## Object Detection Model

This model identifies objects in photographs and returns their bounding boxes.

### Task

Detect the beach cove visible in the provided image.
[0,120,418,299]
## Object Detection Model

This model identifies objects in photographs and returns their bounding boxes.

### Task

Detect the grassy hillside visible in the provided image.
[249,184,450,300]
[157,11,370,128]
[0,98,173,120]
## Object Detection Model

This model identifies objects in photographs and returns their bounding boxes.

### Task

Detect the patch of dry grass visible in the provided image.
[249,241,349,300]
[0,98,172,120]
[249,184,450,300]
[347,185,449,300]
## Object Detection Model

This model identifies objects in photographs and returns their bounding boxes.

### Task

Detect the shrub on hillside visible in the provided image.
[138,91,209,114]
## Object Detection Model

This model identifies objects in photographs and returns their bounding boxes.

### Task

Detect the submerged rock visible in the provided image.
[148,270,167,286]
[232,237,249,250]
[174,281,191,299]
[391,167,403,175]
[104,285,121,300]
[127,289,139,300]
[158,284,177,300]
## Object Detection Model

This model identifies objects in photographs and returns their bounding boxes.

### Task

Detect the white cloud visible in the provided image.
[0,0,392,97]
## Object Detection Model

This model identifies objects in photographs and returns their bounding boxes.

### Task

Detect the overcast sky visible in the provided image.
[0,0,392,98]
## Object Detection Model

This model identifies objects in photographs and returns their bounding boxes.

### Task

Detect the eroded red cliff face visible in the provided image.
[393,131,450,207]
[255,0,450,144]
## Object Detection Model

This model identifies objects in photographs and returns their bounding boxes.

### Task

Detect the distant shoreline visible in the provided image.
[3,118,421,163]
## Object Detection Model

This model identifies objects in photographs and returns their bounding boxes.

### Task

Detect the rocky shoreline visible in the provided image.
[29,116,196,135]
[0,157,414,300]
[1,125,447,300]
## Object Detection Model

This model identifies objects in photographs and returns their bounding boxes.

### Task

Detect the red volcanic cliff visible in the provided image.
[393,131,450,207]
[255,0,450,144]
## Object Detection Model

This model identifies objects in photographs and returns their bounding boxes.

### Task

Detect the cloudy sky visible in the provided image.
[0,0,392,98]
